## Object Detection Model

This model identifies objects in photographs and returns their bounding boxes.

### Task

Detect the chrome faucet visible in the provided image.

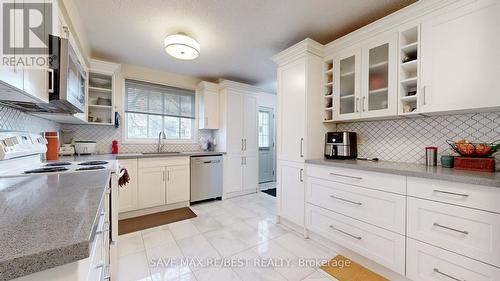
[157,130,167,152]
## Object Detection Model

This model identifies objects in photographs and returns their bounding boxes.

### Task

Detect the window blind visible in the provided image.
[125,79,195,119]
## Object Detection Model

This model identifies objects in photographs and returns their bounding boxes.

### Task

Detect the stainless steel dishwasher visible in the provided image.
[190,155,223,203]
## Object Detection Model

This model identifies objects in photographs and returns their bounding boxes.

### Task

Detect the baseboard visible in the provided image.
[118,201,189,220]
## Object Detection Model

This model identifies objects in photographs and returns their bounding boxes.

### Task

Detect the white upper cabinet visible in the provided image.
[361,34,398,118]
[197,81,219,129]
[334,33,397,121]
[335,48,361,121]
[420,0,500,114]
[277,57,307,162]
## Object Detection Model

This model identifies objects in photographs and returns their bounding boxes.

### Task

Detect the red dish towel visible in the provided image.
[118,168,130,187]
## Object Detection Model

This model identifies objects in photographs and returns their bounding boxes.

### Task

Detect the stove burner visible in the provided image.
[24,167,69,174]
[45,162,72,167]
[76,166,106,171]
[78,161,109,166]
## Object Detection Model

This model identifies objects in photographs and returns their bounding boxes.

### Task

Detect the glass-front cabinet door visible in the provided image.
[361,34,398,118]
[334,49,361,120]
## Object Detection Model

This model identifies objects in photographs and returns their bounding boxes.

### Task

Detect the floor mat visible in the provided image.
[261,188,276,197]
[320,255,388,281]
[119,207,197,235]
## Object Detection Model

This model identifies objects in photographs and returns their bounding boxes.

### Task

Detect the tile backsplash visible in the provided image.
[337,111,500,165]
[61,123,214,154]
[0,105,60,132]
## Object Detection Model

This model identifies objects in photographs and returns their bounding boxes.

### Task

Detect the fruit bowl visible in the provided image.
[447,140,500,158]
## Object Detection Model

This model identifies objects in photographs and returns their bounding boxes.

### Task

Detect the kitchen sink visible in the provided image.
[142,152,182,155]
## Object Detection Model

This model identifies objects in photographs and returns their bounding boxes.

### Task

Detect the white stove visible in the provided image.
[0,132,116,177]
[0,131,121,246]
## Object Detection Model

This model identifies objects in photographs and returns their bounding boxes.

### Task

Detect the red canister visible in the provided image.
[45,132,59,161]
[112,140,119,154]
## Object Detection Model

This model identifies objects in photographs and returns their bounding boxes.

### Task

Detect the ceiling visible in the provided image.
[74,0,416,93]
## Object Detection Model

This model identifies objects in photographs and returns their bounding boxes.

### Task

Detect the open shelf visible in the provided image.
[398,26,420,115]
[401,42,418,54]
[89,104,112,109]
[88,86,112,93]
[323,59,335,122]
[88,71,114,124]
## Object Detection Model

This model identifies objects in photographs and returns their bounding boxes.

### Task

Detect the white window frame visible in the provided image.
[121,78,198,144]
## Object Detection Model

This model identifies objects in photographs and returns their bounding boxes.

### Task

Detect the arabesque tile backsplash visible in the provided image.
[2,104,500,164]
[336,111,500,165]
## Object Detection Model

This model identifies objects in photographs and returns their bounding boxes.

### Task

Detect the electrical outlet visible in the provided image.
[357,134,364,145]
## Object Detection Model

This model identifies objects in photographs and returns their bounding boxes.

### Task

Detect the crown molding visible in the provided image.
[272,38,324,66]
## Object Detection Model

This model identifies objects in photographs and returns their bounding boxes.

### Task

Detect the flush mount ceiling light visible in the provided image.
[164,33,200,60]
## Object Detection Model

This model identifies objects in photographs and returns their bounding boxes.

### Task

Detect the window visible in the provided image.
[258,111,270,149]
[125,79,195,141]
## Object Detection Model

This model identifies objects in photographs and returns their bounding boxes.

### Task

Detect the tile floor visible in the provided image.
[116,192,337,281]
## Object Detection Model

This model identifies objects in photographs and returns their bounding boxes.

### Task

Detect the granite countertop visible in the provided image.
[306,159,500,187]
[60,151,225,161]
[0,170,111,281]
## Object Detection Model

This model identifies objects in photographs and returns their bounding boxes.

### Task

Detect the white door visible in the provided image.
[278,161,305,227]
[166,165,190,204]
[334,48,362,121]
[420,0,500,113]
[243,155,258,192]
[277,58,306,162]
[118,160,138,212]
[243,95,258,155]
[225,91,244,154]
[224,154,243,194]
[258,107,275,183]
[361,34,398,118]
[138,167,166,209]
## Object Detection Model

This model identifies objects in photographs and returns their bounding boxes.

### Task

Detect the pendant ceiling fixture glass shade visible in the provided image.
[164,33,200,60]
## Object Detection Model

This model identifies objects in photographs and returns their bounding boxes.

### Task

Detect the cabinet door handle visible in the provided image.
[241,157,244,165]
[244,139,247,151]
[300,138,304,158]
[48,69,54,93]
[162,171,165,182]
[355,97,360,112]
[433,268,464,281]
[242,139,244,151]
[329,172,362,180]
[362,96,366,112]
[167,170,170,181]
[433,223,469,235]
[421,86,427,106]
[299,169,304,182]
[433,190,469,198]
[330,195,362,206]
[329,225,362,240]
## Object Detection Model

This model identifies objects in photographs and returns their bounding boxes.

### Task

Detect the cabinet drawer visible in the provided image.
[306,165,406,195]
[138,156,189,168]
[305,204,405,275]
[408,177,500,213]
[407,238,500,281]
[306,177,405,234]
[408,197,500,266]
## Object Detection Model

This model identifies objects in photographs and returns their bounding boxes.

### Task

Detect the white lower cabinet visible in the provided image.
[407,238,500,281]
[305,204,405,275]
[118,159,138,212]
[166,165,190,204]
[223,154,258,196]
[120,157,190,215]
[306,176,405,234]
[407,197,500,267]
[278,160,305,227]
[138,166,166,209]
